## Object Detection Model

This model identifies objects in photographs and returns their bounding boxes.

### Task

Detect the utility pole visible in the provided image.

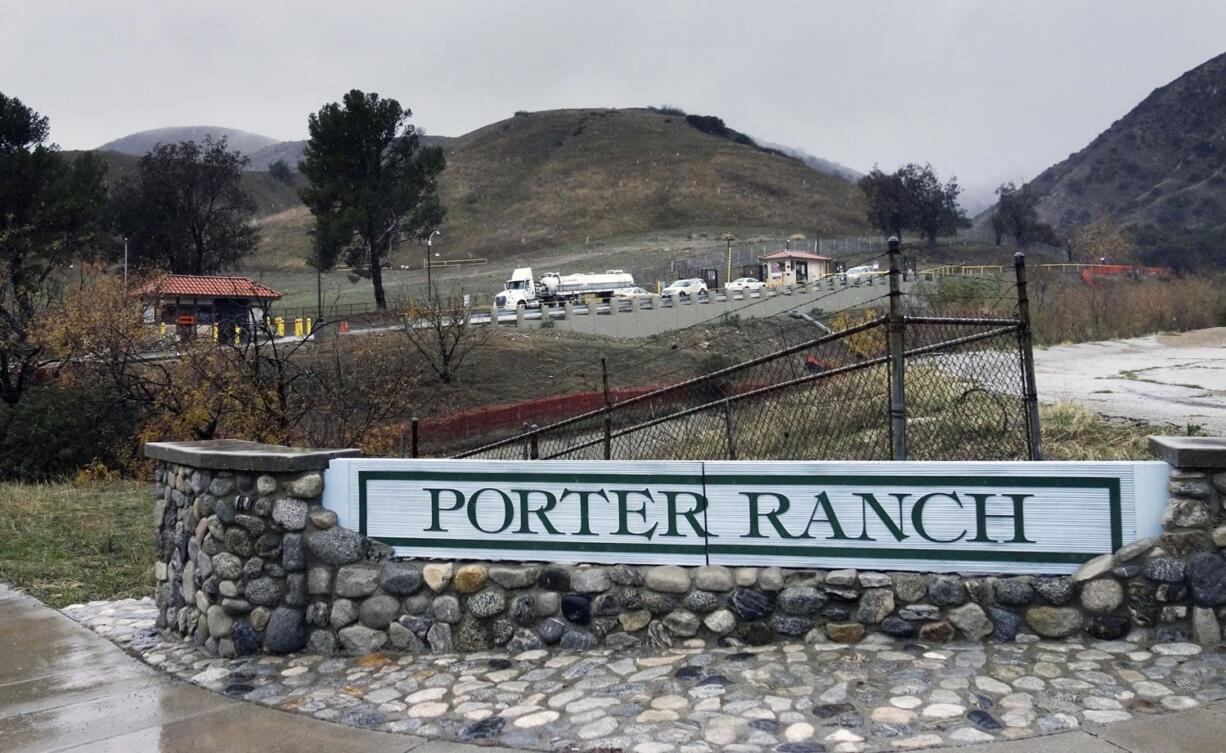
[426,229,441,300]
[722,233,735,288]
[123,237,129,290]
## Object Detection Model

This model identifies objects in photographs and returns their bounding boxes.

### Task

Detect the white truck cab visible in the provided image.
[496,268,538,308]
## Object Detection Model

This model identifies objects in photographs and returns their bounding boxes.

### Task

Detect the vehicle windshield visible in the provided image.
[506,280,527,290]
[667,280,686,287]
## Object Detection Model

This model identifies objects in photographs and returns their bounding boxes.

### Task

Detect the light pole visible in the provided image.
[426,229,441,299]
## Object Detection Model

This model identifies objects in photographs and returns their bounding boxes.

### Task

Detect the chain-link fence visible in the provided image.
[455,249,1042,463]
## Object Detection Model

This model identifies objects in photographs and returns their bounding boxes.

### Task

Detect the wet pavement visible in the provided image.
[0,584,499,753]
[1035,326,1226,433]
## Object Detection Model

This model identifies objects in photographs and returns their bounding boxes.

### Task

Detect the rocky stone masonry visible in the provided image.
[152,442,1226,659]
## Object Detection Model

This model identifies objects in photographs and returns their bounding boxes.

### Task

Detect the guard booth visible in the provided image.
[758,250,835,289]
[698,268,719,290]
[137,275,283,341]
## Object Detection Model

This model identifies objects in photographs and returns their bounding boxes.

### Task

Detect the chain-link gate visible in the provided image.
[456,247,1043,463]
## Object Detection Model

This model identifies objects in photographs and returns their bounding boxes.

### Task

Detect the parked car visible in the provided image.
[661,278,708,297]
[612,286,655,300]
[844,262,880,279]
[726,277,766,293]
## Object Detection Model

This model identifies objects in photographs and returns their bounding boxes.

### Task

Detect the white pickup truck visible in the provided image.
[495,267,636,309]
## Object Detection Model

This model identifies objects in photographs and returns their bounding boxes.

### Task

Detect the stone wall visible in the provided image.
[148,437,1226,658]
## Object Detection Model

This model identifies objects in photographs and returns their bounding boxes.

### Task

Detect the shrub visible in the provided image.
[0,382,139,481]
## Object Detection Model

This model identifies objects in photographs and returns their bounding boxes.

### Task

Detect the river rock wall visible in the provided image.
[150,439,1226,657]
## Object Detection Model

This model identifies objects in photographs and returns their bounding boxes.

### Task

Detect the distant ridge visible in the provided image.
[94,107,868,266]
[986,51,1226,236]
[97,126,279,158]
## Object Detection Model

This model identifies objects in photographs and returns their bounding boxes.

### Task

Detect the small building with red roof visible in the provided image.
[758,249,834,288]
[136,274,283,338]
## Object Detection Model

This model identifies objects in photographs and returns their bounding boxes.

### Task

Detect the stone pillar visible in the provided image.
[1146,437,1226,644]
[147,440,360,658]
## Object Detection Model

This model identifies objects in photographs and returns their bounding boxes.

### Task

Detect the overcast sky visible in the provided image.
[4,1,1224,207]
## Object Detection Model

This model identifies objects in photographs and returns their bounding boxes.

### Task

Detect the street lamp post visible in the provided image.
[426,230,441,299]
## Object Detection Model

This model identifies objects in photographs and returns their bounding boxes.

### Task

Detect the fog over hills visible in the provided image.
[987,50,1226,236]
[97,126,279,158]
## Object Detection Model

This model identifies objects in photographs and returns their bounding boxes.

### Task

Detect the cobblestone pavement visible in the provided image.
[66,598,1226,753]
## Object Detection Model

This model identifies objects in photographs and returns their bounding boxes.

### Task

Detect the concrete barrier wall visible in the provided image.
[543,278,907,338]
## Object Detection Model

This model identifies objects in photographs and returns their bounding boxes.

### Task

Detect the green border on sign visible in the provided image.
[356,469,1122,565]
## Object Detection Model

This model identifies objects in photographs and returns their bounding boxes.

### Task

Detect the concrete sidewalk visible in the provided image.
[3,584,1226,753]
[0,584,523,753]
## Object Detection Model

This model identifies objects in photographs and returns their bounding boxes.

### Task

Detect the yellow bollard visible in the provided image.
[234,326,241,346]
[305,317,312,335]
[294,318,303,338]
[211,323,218,341]
[159,322,167,337]
[275,317,285,337]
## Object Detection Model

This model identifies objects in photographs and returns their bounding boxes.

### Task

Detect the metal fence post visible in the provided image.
[723,399,737,460]
[1014,252,1044,460]
[887,236,907,460]
[529,424,540,460]
[601,357,613,460]
[410,417,420,458]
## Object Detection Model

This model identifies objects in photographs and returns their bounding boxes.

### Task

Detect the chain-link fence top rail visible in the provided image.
[454,310,1031,462]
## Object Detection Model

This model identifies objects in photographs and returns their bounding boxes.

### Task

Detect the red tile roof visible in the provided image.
[758,250,834,262]
[137,274,283,301]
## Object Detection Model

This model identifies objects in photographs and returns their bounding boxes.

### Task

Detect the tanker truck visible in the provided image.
[494,267,635,309]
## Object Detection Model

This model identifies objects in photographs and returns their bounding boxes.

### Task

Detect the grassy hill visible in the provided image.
[81,108,869,272]
[1011,51,1226,236]
[254,107,867,269]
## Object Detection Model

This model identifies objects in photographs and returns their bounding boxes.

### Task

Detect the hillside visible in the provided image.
[87,108,868,269]
[97,126,279,157]
[246,134,454,171]
[1015,51,1226,235]
[433,108,865,261]
[66,150,304,218]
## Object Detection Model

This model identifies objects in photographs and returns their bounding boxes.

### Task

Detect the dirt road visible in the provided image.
[1035,327,1226,434]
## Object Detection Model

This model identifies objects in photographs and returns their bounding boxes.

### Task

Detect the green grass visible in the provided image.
[0,481,152,608]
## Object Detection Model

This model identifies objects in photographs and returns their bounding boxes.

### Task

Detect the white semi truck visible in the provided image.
[495,267,635,309]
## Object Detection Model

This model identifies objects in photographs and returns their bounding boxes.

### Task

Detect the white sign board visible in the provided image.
[323,459,1169,574]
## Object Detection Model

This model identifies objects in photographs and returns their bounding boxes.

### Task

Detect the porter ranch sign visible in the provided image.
[322,459,1169,574]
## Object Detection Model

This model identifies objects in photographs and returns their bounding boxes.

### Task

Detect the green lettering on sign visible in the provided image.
[911,491,967,543]
[425,487,464,532]
[612,489,658,539]
[969,493,1035,544]
[513,489,561,535]
[467,488,514,534]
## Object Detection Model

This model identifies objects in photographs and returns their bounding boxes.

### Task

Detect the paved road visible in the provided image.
[1035,327,1226,434]
[0,585,519,753]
